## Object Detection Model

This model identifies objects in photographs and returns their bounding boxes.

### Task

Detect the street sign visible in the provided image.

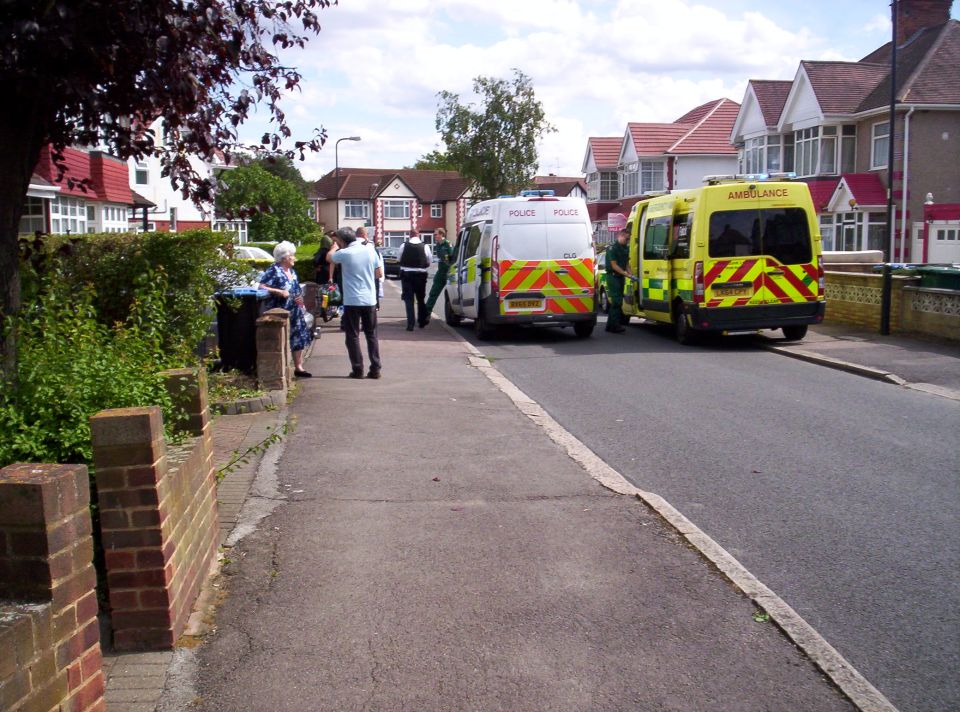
[607,213,626,231]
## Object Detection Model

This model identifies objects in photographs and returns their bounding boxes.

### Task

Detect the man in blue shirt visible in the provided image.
[328,227,383,379]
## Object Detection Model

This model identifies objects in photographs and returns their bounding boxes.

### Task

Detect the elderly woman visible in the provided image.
[258,241,313,378]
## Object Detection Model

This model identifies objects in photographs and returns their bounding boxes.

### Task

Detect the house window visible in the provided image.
[430,203,442,218]
[841,126,856,173]
[169,206,178,232]
[795,127,819,177]
[18,197,46,234]
[49,196,87,234]
[383,200,410,219]
[620,162,665,198]
[935,228,957,241]
[416,204,423,218]
[599,172,618,200]
[344,200,369,219]
[819,215,835,251]
[135,162,149,185]
[819,126,838,174]
[214,220,249,243]
[102,204,129,233]
[871,121,889,170]
[383,230,407,247]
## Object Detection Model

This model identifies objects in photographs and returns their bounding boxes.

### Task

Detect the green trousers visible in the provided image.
[425,263,450,312]
[606,274,625,329]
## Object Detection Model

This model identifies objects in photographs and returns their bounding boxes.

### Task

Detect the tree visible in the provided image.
[409,150,458,171]
[216,165,319,244]
[240,154,311,196]
[436,70,554,199]
[0,0,332,367]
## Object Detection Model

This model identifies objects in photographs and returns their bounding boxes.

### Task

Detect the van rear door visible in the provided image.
[544,220,594,316]
[704,207,768,309]
[755,207,819,306]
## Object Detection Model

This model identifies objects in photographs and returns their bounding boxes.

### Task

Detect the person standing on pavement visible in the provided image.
[259,241,314,377]
[397,228,432,330]
[357,226,384,307]
[423,227,453,321]
[327,227,383,379]
[605,229,635,334]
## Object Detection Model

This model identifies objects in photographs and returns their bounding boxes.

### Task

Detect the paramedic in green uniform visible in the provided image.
[424,227,453,317]
[605,228,634,333]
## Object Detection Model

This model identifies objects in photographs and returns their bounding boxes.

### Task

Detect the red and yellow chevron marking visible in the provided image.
[765,259,821,304]
[546,296,592,314]
[498,258,595,315]
[704,259,764,308]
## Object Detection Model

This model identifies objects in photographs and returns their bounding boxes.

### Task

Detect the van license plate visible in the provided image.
[713,286,751,297]
[507,299,543,310]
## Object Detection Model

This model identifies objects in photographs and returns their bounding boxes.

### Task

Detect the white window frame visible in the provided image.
[101,204,129,233]
[135,161,149,185]
[18,196,46,234]
[430,203,442,218]
[416,203,423,218]
[871,121,890,170]
[49,196,87,235]
[214,220,249,243]
[383,200,410,220]
[343,199,369,219]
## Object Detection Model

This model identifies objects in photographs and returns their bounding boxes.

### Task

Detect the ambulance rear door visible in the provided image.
[640,203,674,320]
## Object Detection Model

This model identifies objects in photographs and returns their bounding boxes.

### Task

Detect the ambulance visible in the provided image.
[622,174,825,343]
[444,191,597,339]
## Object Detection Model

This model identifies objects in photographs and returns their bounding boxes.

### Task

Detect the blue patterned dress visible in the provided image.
[259,263,314,352]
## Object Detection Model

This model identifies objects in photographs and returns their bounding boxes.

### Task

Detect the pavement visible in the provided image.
[102,286,959,711]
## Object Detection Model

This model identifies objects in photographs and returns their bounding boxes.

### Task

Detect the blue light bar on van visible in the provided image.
[497,194,514,199]
[519,189,555,197]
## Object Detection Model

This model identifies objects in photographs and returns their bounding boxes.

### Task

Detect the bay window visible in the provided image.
[587,171,618,201]
[619,161,665,198]
[19,197,46,234]
[795,125,856,177]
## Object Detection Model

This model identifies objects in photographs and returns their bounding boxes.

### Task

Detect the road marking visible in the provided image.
[441,320,899,712]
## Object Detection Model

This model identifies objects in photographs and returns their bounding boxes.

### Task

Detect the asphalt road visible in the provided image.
[456,317,960,712]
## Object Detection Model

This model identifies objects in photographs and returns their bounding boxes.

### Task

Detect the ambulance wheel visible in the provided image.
[673,304,697,345]
[782,325,808,341]
[444,295,461,326]
[598,287,608,314]
[573,319,596,338]
[474,311,494,340]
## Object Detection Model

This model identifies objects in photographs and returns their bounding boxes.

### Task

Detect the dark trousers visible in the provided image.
[606,274,625,330]
[401,270,429,327]
[342,305,381,374]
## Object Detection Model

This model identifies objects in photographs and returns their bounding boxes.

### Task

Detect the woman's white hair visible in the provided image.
[273,241,296,262]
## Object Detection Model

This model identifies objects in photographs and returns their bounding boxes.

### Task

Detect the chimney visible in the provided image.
[897,0,953,45]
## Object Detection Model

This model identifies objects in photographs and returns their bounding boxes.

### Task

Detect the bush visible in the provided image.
[35,229,238,363]
[0,271,182,467]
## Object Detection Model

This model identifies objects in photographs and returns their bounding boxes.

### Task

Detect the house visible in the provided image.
[730,0,960,262]
[124,117,248,241]
[582,98,741,243]
[530,175,588,199]
[312,168,472,247]
[23,146,140,235]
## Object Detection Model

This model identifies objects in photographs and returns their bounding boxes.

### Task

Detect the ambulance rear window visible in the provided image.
[709,208,811,264]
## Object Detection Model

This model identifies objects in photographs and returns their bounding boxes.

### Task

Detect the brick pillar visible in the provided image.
[160,367,210,437]
[0,463,105,712]
[89,406,172,650]
[256,308,291,391]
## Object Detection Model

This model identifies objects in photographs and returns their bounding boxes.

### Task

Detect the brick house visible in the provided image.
[312,168,472,247]
[582,98,740,243]
[22,145,142,235]
[530,175,588,199]
[730,0,960,262]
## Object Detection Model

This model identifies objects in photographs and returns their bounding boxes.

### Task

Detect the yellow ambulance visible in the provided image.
[622,174,825,343]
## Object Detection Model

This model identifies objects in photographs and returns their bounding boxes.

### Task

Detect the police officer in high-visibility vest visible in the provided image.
[605,228,635,333]
[424,227,453,320]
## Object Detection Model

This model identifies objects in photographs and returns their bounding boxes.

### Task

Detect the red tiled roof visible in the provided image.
[841,173,887,207]
[669,98,740,155]
[674,99,719,125]
[531,178,587,196]
[801,61,889,114]
[33,146,134,204]
[627,123,689,157]
[750,80,792,126]
[803,177,840,212]
[313,168,470,202]
[587,137,622,169]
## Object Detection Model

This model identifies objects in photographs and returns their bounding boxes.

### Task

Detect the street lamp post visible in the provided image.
[334,136,362,229]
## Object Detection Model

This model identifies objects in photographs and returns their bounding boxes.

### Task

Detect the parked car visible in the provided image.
[596,251,608,314]
[379,246,401,278]
[234,245,274,261]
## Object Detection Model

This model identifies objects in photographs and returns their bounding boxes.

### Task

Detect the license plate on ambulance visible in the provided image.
[506,299,544,311]
[713,286,751,297]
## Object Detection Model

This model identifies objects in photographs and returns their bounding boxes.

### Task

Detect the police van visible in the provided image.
[622,173,825,343]
[444,191,597,339]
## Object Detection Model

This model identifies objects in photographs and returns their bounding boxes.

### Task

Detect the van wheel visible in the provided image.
[573,319,596,338]
[474,311,494,340]
[782,325,808,341]
[674,304,697,345]
[598,287,608,314]
[444,294,461,326]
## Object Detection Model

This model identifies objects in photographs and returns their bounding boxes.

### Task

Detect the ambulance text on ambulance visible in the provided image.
[727,187,789,199]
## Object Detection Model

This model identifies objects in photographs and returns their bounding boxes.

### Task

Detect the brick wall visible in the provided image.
[0,464,105,712]
[823,271,918,332]
[256,308,293,392]
[902,286,960,341]
[89,368,219,650]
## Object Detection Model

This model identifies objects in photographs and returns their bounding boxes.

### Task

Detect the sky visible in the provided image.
[246,0,960,182]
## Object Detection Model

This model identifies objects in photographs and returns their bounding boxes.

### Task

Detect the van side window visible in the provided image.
[671,213,692,259]
[643,216,671,259]
[465,224,483,257]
